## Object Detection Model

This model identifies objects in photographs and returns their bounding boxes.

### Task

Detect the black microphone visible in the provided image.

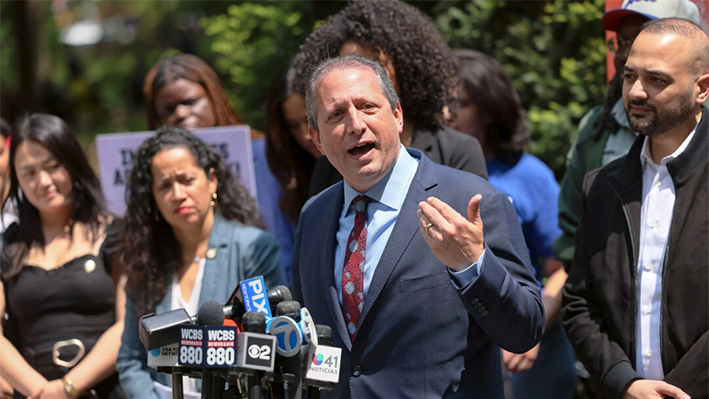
[272,301,303,399]
[196,301,225,327]
[268,285,293,314]
[140,300,233,351]
[242,312,267,399]
[316,325,333,346]
[197,301,229,399]
[302,325,341,398]
[140,308,195,350]
[276,301,300,320]
[225,283,292,322]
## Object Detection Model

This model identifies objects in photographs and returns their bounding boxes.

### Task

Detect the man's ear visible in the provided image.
[696,73,709,105]
[309,126,326,156]
[394,103,404,134]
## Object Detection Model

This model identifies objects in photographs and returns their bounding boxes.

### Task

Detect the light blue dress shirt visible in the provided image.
[334,145,484,303]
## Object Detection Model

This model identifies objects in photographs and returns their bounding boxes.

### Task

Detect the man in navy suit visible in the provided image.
[291,55,544,398]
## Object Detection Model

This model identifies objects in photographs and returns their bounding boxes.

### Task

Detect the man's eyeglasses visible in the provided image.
[606,36,635,56]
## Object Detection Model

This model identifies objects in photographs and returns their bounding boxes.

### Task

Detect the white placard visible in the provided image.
[96,125,256,216]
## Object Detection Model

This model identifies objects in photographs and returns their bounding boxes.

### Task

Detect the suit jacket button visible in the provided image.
[471,298,479,304]
[352,365,362,377]
[481,310,489,316]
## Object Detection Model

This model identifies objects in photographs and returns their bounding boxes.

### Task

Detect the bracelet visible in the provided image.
[61,376,80,399]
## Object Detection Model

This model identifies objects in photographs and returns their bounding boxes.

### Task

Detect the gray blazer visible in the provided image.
[117,215,285,399]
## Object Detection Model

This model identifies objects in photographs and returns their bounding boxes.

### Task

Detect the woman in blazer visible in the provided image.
[116,127,284,399]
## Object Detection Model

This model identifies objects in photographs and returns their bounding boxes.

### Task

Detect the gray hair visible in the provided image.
[305,55,400,132]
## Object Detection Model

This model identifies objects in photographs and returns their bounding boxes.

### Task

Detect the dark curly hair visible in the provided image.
[2,113,109,279]
[144,54,244,130]
[121,126,264,314]
[265,56,317,223]
[454,49,529,165]
[293,0,457,132]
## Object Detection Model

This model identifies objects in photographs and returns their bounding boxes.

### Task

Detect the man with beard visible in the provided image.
[562,18,709,399]
[553,0,700,270]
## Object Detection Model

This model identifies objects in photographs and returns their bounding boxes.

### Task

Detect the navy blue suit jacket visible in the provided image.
[291,149,543,398]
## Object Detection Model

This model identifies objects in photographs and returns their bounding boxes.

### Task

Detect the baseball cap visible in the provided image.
[601,0,701,31]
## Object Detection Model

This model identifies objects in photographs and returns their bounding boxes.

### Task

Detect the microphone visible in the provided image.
[226,277,293,320]
[302,324,341,399]
[268,301,303,357]
[195,301,235,399]
[140,300,232,351]
[140,308,195,350]
[267,285,293,314]
[267,301,305,399]
[196,301,226,327]
[238,312,274,399]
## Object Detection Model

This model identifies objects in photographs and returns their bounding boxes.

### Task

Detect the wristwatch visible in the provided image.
[61,376,80,399]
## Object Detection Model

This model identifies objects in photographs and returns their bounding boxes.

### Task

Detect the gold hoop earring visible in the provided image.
[210,192,218,208]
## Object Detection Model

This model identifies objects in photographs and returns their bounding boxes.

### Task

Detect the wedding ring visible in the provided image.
[425,222,434,235]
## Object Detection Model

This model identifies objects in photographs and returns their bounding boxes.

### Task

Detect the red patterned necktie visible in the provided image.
[342,195,371,342]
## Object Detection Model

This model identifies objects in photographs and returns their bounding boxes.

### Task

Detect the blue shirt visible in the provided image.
[486,152,561,282]
[334,146,485,302]
[334,145,418,302]
[252,138,295,283]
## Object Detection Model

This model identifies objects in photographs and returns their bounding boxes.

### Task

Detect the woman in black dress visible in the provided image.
[0,114,125,399]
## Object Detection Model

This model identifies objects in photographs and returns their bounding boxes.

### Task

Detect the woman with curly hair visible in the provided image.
[265,55,319,225]
[0,113,125,399]
[143,52,294,280]
[116,127,284,399]
[294,0,487,196]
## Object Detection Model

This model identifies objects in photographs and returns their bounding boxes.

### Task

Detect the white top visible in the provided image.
[635,124,697,380]
[167,258,206,395]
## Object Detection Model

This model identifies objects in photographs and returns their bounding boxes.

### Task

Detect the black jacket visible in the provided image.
[307,125,487,197]
[562,108,708,398]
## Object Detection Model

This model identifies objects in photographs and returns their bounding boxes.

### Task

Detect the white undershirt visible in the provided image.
[635,125,697,379]
[167,258,206,395]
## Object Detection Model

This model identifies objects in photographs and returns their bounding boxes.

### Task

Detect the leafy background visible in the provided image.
[0,0,607,180]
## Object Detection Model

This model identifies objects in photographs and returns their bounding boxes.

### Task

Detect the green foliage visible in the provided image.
[202,3,311,132]
[434,0,607,178]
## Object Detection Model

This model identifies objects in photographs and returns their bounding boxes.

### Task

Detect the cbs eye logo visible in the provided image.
[248,344,272,360]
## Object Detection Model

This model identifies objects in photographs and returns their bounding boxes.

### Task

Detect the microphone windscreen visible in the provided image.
[276,300,301,319]
[316,325,333,346]
[197,300,225,326]
[267,285,292,303]
[242,312,267,334]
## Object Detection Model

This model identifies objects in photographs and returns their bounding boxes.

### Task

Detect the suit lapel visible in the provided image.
[358,151,438,326]
[199,215,230,308]
[318,187,352,349]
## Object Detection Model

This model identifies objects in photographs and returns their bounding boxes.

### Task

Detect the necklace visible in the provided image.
[193,256,204,264]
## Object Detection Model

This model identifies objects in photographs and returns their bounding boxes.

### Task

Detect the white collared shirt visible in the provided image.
[635,125,697,379]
